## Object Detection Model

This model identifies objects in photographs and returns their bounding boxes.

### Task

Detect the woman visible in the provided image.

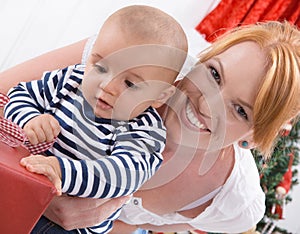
[1,21,299,233]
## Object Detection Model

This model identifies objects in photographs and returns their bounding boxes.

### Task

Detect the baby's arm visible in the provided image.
[4,65,77,144]
[4,75,61,146]
[20,114,165,199]
[44,109,165,199]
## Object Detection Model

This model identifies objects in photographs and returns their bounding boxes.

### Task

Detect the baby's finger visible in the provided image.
[42,124,56,142]
[29,164,62,196]
[20,157,62,195]
[33,126,47,143]
[20,154,45,164]
[24,129,39,145]
[50,118,61,137]
[51,175,62,196]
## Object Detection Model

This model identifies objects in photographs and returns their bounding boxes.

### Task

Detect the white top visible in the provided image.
[118,143,265,233]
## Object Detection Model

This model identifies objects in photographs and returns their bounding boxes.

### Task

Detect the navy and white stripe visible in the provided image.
[5,64,165,234]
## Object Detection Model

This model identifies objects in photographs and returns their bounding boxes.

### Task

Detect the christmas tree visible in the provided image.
[253,119,300,234]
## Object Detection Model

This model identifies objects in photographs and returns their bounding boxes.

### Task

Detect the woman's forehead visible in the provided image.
[216,41,267,84]
[216,41,265,66]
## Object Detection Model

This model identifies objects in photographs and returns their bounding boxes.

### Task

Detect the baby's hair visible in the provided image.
[100,5,188,84]
[199,21,300,158]
[107,5,188,53]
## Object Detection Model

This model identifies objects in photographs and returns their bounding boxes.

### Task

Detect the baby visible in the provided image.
[4,5,187,234]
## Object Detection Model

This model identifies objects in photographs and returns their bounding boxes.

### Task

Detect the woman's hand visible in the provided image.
[44,195,130,230]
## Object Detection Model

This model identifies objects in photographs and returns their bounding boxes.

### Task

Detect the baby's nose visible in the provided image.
[100,78,120,95]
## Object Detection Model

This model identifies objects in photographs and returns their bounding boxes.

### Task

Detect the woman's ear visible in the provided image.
[151,85,176,108]
[238,131,256,149]
[238,140,256,149]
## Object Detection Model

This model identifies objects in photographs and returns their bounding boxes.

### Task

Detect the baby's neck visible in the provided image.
[156,104,167,119]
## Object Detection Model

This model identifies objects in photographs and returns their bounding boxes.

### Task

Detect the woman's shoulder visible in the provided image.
[223,143,261,190]
[213,143,265,218]
[189,144,265,232]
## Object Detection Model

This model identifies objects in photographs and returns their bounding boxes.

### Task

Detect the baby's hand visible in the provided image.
[20,155,62,196]
[24,114,60,145]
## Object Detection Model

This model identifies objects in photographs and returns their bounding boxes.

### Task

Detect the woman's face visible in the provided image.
[165,41,267,151]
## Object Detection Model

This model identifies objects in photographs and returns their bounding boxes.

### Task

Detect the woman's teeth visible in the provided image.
[186,102,206,129]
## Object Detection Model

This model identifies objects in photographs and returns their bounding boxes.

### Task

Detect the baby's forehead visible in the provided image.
[98,44,186,74]
[127,65,178,84]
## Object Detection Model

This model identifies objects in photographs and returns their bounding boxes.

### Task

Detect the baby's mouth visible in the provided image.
[97,98,113,109]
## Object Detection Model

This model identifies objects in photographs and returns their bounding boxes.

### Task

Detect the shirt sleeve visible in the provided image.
[4,65,83,127]
[58,109,165,198]
[4,78,48,127]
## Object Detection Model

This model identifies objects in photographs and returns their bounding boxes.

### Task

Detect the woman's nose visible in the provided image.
[198,90,225,119]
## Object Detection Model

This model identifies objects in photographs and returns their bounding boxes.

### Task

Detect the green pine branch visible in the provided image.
[253,119,300,233]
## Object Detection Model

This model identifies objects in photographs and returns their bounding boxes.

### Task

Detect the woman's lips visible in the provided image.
[185,100,210,132]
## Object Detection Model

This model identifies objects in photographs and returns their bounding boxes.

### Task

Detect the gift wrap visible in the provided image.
[0,141,56,233]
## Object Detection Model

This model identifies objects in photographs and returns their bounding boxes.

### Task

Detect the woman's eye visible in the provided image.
[209,66,221,85]
[94,64,107,73]
[234,105,248,120]
[125,80,138,89]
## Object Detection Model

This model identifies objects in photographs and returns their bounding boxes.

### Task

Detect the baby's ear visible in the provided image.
[151,86,176,108]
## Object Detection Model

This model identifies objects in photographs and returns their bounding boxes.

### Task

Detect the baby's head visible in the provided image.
[82,5,188,120]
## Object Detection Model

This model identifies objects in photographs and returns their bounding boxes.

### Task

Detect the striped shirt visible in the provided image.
[4,64,165,234]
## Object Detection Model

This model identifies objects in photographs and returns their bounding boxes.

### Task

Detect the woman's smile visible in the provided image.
[183,99,211,133]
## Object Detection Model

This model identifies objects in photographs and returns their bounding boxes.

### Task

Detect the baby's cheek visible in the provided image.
[113,94,151,120]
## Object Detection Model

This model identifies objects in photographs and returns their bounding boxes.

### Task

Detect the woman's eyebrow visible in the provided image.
[237,98,253,110]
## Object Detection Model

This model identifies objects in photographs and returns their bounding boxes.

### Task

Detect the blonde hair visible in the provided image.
[199,21,300,158]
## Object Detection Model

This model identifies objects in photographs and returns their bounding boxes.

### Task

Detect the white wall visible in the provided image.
[0,0,299,233]
[0,0,218,71]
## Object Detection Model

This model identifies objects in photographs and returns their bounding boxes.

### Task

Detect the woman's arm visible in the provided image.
[0,38,87,95]
[0,38,88,117]
[44,195,130,231]
[110,220,194,234]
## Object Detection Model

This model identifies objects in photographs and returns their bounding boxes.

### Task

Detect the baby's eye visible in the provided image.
[209,66,221,85]
[94,64,107,73]
[125,80,138,89]
[234,104,248,120]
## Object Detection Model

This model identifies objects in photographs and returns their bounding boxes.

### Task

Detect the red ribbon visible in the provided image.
[0,93,54,154]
